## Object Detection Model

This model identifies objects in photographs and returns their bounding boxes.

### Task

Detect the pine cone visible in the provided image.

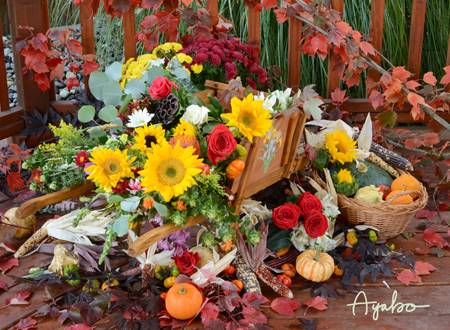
[154,93,180,125]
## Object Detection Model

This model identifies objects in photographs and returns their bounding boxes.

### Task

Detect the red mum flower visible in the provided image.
[75,151,89,167]
[232,51,244,62]
[246,77,256,89]
[226,70,237,81]
[211,54,221,66]
[112,180,129,194]
[196,52,208,63]
[224,62,236,73]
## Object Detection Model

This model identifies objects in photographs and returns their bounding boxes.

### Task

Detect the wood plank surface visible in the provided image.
[407,0,427,79]
[0,14,9,111]
[368,0,386,83]
[288,17,302,90]
[247,4,261,44]
[80,1,95,93]
[326,0,345,98]
[123,6,137,61]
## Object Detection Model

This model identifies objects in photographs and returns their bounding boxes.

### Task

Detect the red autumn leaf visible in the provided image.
[141,0,164,10]
[10,144,30,155]
[331,88,349,104]
[35,73,50,91]
[392,66,411,82]
[21,47,48,73]
[397,269,422,286]
[346,71,360,87]
[427,119,444,133]
[305,143,317,162]
[438,203,449,211]
[271,297,301,317]
[69,62,80,73]
[0,257,19,273]
[6,291,32,305]
[422,228,444,245]
[410,105,424,121]
[13,317,37,330]
[141,30,159,52]
[242,306,267,324]
[66,39,82,54]
[342,247,361,260]
[414,261,437,275]
[369,90,383,110]
[440,71,450,85]
[16,190,36,201]
[64,324,94,330]
[405,80,421,90]
[30,33,48,52]
[180,0,193,6]
[335,21,353,35]
[27,169,42,185]
[0,164,10,174]
[423,72,437,86]
[423,132,440,146]
[66,77,80,90]
[7,172,25,193]
[415,248,430,254]
[200,302,219,324]
[311,34,328,55]
[416,209,437,221]
[360,41,375,56]
[83,60,99,75]
[407,92,425,107]
[304,296,328,315]
[242,292,270,311]
[50,61,65,81]
[6,158,21,171]
[259,0,278,10]
[0,280,7,291]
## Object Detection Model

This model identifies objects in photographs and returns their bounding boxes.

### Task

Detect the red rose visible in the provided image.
[172,251,200,274]
[148,77,178,100]
[303,212,329,239]
[75,150,89,167]
[272,203,300,230]
[207,124,237,166]
[296,192,322,217]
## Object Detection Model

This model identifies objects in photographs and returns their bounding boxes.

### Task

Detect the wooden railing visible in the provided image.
[1,0,450,145]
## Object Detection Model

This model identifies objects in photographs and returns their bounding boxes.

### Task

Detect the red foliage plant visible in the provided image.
[15,26,98,91]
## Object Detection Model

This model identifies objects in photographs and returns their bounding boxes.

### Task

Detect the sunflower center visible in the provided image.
[145,135,157,148]
[102,159,121,176]
[157,158,186,186]
[238,111,257,129]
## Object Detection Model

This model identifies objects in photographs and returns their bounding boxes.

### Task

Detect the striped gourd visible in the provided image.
[366,153,400,178]
[296,249,334,283]
[234,252,262,295]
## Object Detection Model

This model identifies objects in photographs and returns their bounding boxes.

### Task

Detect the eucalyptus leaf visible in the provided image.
[90,127,107,139]
[153,201,167,217]
[114,117,123,126]
[98,105,119,123]
[120,196,141,212]
[124,79,146,99]
[78,105,95,123]
[102,80,123,106]
[105,62,123,81]
[89,71,110,101]
[113,216,129,236]
[119,94,133,114]
[108,195,124,204]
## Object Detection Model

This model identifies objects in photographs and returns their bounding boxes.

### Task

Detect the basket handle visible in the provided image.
[385,189,422,205]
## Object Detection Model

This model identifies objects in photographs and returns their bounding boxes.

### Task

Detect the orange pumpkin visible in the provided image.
[385,190,414,205]
[391,174,421,199]
[166,283,203,320]
[296,249,334,282]
[281,263,296,278]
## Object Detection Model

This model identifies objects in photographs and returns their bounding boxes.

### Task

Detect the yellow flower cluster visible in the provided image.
[120,54,157,89]
[152,42,183,58]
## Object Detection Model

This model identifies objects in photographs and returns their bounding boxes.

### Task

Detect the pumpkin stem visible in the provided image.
[178,285,187,295]
[313,247,321,262]
[356,161,368,174]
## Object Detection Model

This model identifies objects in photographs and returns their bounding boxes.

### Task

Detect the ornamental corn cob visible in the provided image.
[233,252,262,295]
[366,152,400,178]
[14,228,48,258]
[256,264,294,299]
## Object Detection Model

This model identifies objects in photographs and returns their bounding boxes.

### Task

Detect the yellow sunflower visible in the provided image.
[139,143,203,202]
[221,93,272,143]
[337,169,353,184]
[173,119,196,137]
[85,147,136,192]
[325,129,357,165]
[132,124,166,153]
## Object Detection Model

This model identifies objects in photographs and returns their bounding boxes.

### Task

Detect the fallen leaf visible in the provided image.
[242,306,267,324]
[0,280,7,291]
[415,248,430,254]
[0,257,19,273]
[422,228,449,248]
[304,296,328,315]
[402,231,415,240]
[242,292,270,311]
[271,297,301,316]
[416,209,436,221]
[200,302,219,324]
[414,261,437,275]
[6,291,32,305]
[64,325,94,330]
[13,317,37,330]
[397,269,422,286]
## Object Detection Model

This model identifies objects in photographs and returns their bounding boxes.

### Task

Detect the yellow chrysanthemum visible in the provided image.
[191,63,203,74]
[85,147,136,192]
[221,93,272,143]
[139,143,203,202]
[325,129,357,165]
[173,119,196,137]
[337,169,353,184]
[132,124,166,153]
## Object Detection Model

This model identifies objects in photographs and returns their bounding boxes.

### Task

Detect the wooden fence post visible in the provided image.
[0,14,9,111]
[123,7,137,61]
[326,0,344,98]
[8,0,50,114]
[247,4,261,44]
[80,1,95,92]
[407,0,427,79]
[207,0,219,26]
[288,18,302,90]
[368,0,385,83]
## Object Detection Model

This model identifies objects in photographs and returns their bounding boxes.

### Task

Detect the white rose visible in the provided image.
[182,105,210,126]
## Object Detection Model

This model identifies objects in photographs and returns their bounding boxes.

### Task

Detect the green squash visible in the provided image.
[265,218,293,257]
[329,160,393,189]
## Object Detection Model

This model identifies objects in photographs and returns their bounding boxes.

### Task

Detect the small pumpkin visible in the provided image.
[231,279,244,292]
[296,249,335,282]
[385,190,414,205]
[391,174,421,199]
[281,263,296,278]
[166,283,203,320]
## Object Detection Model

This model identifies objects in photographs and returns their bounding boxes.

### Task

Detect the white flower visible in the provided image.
[270,88,293,111]
[320,194,340,219]
[126,108,154,128]
[290,223,336,253]
[149,58,165,67]
[181,104,210,126]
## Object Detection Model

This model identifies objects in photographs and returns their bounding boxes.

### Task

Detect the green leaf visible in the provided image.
[202,121,220,134]
[102,80,123,106]
[429,247,444,258]
[146,66,169,85]
[120,196,141,212]
[78,105,95,123]
[153,201,167,217]
[108,195,124,204]
[105,62,123,81]
[119,94,133,114]
[113,216,129,236]
[90,127,107,139]
[402,231,414,240]
[124,79,146,99]
[208,95,223,111]
[376,110,397,128]
[89,71,110,101]
[312,149,328,171]
[98,105,119,123]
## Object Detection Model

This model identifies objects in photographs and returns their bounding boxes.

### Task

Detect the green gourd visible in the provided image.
[329,160,393,189]
[265,218,293,257]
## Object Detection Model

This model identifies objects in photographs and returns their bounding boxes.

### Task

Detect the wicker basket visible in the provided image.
[312,168,428,239]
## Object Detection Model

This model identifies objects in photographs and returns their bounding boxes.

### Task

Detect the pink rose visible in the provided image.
[148,77,178,100]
